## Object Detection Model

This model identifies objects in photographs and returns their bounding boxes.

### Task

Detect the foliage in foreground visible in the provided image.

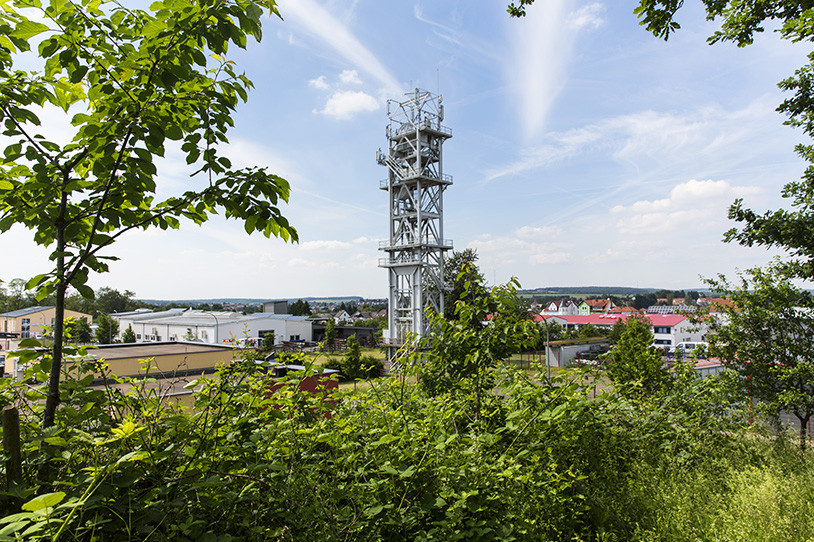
[0,345,812,541]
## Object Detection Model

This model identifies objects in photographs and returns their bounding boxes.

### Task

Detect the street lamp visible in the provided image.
[206,312,219,344]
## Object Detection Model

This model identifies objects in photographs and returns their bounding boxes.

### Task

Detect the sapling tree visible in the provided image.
[603,315,668,399]
[0,0,297,429]
[94,313,118,344]
[417,277,539,419]
[121,324,136,343]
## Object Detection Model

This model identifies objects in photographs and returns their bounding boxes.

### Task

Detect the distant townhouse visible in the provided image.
[543,300,579,315]
[334,310,354,325]
[578,298,616,315]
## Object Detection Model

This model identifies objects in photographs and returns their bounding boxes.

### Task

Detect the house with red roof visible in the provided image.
[543,313,708,349]
[578,298,616,315]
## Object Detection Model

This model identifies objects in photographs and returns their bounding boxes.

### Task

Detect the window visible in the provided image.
[21,318,30,339]
[289,335,300,341]
[654,339,671,345]
[136,334,141,339]
[653,326,670,334]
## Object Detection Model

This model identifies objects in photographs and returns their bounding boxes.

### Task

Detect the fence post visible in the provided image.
[3,406,22,488]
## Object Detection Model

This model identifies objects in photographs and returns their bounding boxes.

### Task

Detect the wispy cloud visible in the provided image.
[413,4,500,63]
[277,0,401,94]
[483,96,792,185]
[506,0,606,138]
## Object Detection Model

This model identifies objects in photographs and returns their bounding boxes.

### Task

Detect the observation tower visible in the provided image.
[377,89,453,357]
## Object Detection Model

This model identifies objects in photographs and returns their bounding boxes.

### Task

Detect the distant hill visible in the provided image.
[518,287,712,296]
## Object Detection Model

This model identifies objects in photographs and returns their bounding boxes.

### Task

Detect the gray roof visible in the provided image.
[116,310,309,327]
[0,306,54,318]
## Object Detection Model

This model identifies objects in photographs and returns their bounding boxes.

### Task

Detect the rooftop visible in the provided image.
[0,306,54,318]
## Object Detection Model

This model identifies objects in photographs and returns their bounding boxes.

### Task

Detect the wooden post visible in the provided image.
[3,407,22,488]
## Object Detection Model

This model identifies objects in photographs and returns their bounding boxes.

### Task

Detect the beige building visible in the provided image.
[76,341,239,379]
[0,306,92,341]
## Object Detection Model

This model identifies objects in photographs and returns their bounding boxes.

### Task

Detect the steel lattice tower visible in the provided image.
[377,89,452,353]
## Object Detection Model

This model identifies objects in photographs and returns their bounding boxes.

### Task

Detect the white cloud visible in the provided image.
[569,3,604,30]
[309,75,329,90]
[610,179,760,234]
[339,69,362,85]
[277,0,401,94]
[467,227,574,275]
[316,90,379,120]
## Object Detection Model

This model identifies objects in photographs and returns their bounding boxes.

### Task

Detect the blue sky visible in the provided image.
[2,0,811,300]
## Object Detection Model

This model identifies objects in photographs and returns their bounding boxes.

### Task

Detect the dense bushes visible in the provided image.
[1,353,811,541]
[1,279,813,540]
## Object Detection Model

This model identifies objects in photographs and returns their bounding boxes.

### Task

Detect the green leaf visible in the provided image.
[11,20,49,41]
[22,492,65,512]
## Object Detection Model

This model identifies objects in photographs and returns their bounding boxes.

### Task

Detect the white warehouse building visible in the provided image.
[111,309,312,346]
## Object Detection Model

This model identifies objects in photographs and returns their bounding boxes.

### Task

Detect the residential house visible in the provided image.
[0,306,92,340]
[578,298,615,315]
[542,300,579,315]
[334,310,354,325]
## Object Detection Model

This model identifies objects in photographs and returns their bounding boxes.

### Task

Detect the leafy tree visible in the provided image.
[417,277,539,418]
[263,331,275,351]
[0,0,296,429]
[632,292,657,310]
[707,264,814,451]
[323,319,337,351]
[96,287,137,315]
[121,324,136,343]
[289,299,312,316]
[64,316,92,344]
[604,315,668,398]
[94,313,119,344]
[443,248,486,320]
[608,318,628,345]
[343,335,362,379]
[575,323,607,339]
